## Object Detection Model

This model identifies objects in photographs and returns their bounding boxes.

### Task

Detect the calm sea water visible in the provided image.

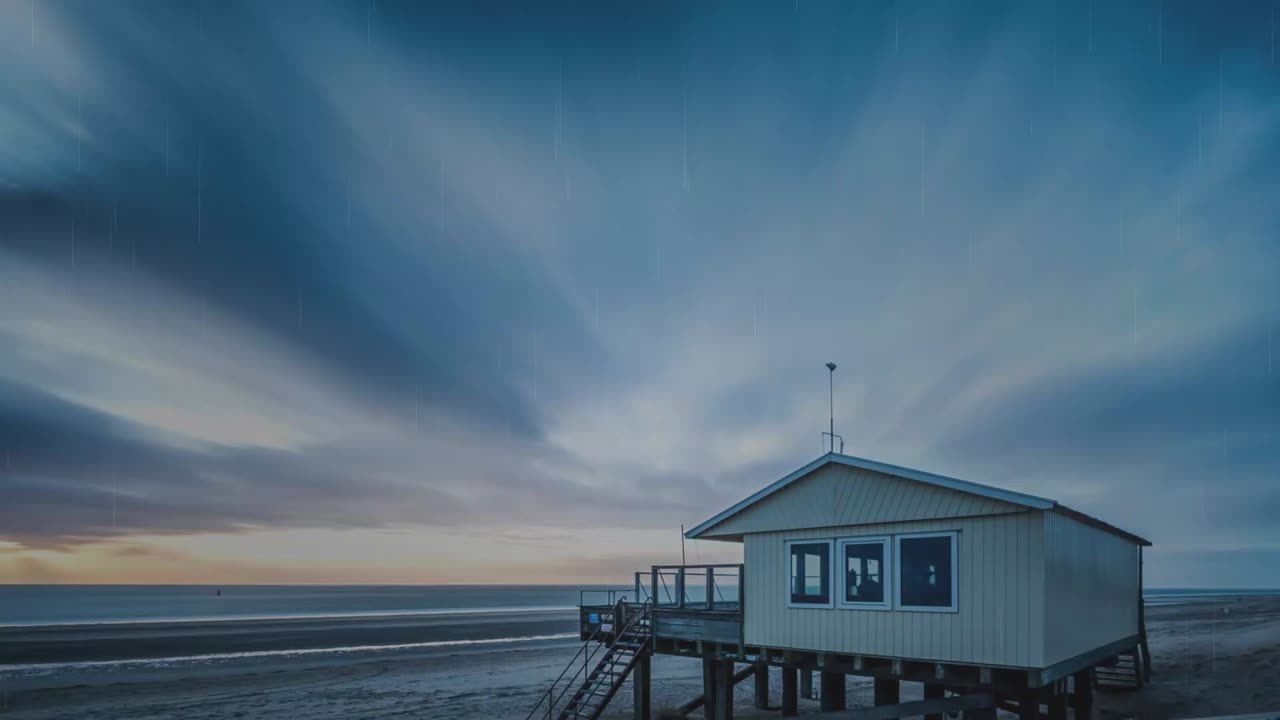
[0,584,630,627]
[1,585,1273,627]
[1142,587,1280,605]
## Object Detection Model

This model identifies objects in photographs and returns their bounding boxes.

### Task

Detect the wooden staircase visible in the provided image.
[527,601,652,720]
[1095,645,1145,690]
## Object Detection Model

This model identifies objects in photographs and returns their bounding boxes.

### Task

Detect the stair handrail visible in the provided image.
[569,599,652,718]
[526,608,613,720]
[525,599,652,720]
[614,597,652,641]
[563,599,651,706]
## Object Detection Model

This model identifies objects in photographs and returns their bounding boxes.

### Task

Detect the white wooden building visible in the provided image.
[684,452,1151,678]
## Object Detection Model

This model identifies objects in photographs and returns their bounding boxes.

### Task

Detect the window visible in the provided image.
[838,537,890,609]
[896,531,958,612]
[786,540,833,607]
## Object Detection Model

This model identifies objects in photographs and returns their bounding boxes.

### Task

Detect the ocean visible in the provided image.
[0,584,628,627]
[1141,587,1280,606]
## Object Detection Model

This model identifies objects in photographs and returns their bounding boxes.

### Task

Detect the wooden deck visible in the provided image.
[581,604,744,646]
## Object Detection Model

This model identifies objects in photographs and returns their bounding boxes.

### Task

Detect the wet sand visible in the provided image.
[0,609,577,665]
[1093,597,1280,719]
[1,598,1277,719]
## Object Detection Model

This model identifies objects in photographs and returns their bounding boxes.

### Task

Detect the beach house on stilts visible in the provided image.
[529,451,1152,720]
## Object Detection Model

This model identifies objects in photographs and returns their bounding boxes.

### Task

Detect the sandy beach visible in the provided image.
[0,609,579,665]
[2,597,1277,720]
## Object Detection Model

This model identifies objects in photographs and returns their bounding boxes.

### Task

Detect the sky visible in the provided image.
[0,0,1277,587]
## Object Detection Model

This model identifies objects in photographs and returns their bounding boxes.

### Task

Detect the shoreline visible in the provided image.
[0,605,577,630]
[0,609,579,666]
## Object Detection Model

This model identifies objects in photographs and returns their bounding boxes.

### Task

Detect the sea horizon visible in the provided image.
[2,583,1276,629]
[0,583,629,628]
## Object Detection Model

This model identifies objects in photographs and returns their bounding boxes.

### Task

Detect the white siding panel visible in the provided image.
[1042,512,1140,665]
[743,511,1046,669]
[712,465,1021,538]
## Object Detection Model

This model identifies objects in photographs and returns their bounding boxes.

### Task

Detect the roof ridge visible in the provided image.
[827,452,1059,509]
[686,452,1151,547]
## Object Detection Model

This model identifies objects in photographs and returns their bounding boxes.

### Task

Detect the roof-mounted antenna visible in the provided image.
[823,362,844,454]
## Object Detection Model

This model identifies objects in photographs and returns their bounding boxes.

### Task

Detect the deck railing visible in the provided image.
[578,588,630,608]
[641,564,742,612]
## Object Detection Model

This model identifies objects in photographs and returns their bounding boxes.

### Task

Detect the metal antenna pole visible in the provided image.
[680,524,686,566]
[826,362,837,453]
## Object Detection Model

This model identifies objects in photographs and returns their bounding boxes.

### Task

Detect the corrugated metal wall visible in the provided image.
[710,463,1020,538]
[743,511,1047,668]
[1042,511,1140,665]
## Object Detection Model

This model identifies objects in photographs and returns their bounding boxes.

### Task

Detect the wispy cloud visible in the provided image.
[1,0,1276,586]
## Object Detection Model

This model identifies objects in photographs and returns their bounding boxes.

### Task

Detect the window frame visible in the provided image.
[836,535,893,610]
[784,538,835,609]
[894,530,959,613]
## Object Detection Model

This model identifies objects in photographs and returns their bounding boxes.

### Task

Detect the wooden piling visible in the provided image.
[923,683,946,720]
[631,651,650,720]
[714,660,735,720]
[1071,670,1093,718]
[702,658,718,720]
[819,672,845,711]
[1046,681,1068,720]
[781,667,798,717]
[1018,690,1041,720]
[1138,547,1153,683]
[752,663,769,709]
[873,677,899,706]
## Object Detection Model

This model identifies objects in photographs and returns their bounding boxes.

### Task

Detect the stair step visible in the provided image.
[541,605,651,720]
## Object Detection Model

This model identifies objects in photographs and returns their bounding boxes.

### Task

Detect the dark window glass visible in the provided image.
[843,542,885,604]
[788,542,830,605]
[899,536,954,608]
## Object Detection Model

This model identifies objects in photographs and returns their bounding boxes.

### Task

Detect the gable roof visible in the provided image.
[686,452,1152,546]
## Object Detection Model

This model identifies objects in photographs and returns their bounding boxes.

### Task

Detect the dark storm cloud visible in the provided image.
[934,323,1280,478]
[2,0,608,440]
[1,0,1278,584]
